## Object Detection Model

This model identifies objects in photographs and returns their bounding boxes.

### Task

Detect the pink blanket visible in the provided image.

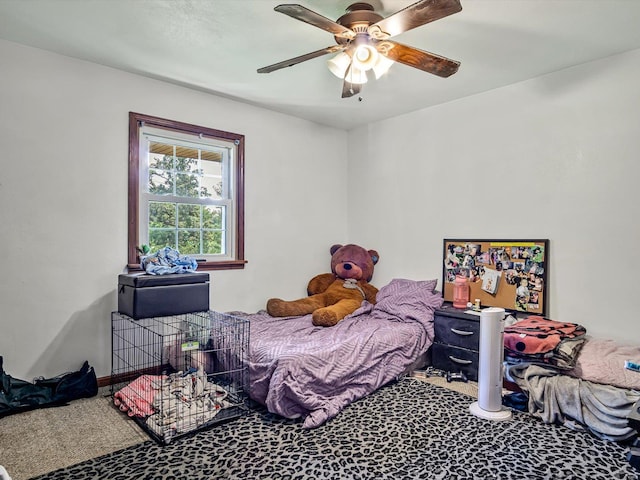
[244,278,442,428]
[113,374,165,417]
[568,337,640,390]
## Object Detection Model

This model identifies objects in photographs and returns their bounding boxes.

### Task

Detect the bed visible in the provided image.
[235,278,443,428]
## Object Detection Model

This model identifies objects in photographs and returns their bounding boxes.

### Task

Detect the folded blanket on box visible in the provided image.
[506,363,640,442]
[140,247,198,275]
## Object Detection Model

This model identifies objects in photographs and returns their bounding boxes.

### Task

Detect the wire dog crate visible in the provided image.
[110,310,250,444]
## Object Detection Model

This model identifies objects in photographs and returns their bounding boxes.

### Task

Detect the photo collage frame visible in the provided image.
[442,239,549,315]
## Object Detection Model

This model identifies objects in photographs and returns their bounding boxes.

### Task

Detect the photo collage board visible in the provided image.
[442,239,549,315]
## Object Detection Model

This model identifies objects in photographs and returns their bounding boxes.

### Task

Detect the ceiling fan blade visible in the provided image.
[369,0,462,39]
[274,4,355,40]
[257,45,345,74]
[341,79,361,98]
[341,62,363,98]
[377,40,459,78]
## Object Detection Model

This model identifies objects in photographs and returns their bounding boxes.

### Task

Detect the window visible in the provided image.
[128,112,245,270]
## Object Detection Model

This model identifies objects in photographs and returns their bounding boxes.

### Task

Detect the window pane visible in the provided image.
[176,173,199,198]
[177,204,200,229]
[201,158,221,176]
[149,202,175,228]
[203,206,223,229]
[149,167,174,195]
[149,143,173,169]
[178,230,200,255]
[149,229,175,252]
[201,175,222,199]
[203,230,223,255]
[174,154,198,174]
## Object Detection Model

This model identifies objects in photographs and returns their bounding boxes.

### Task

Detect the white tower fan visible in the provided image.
[469,307,512,421]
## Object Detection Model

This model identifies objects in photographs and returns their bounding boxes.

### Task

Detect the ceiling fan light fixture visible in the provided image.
[345,64,368,85]
[327,52,352,78]
[352,43,378,71]
[372,54,394,79]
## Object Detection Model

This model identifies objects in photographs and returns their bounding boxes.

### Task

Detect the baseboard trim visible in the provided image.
[97,364,171,388]
[97,376,112,388]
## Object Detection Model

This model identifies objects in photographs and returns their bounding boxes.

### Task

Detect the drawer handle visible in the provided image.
[448,355,472,365]
[450,328,474,336]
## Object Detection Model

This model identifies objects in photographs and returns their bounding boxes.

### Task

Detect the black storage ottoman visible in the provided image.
[118,272,210,320]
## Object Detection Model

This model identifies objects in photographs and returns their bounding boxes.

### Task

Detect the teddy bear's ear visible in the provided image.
[368,249,380,265]
[330,244,343,255]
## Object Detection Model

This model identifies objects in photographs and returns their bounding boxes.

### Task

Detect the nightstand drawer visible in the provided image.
[431,343,479,381]
[434,315,480,350]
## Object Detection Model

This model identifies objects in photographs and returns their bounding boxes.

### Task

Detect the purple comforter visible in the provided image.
[244,278,443,428]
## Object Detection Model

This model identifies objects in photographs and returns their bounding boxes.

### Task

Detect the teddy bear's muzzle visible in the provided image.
[336,262,362,280]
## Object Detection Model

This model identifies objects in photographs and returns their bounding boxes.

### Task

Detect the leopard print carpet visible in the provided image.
[31,378,638,480]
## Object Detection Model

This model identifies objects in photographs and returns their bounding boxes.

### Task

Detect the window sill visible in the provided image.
[127,259,247,273]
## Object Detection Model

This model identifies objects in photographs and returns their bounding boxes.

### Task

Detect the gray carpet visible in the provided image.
[19,378,639,480]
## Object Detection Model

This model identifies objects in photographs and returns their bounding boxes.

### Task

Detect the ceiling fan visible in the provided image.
[257,0,462,98]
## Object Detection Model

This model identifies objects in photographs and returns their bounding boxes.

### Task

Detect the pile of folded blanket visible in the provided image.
[503,316,640,442]
[140,246,198,275]
[114,366,230,443]
[503,315,587,370]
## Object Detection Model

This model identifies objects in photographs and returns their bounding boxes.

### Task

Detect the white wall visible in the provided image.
[2,37,639,382]
[0,39,348,380]
[348,48,640,344]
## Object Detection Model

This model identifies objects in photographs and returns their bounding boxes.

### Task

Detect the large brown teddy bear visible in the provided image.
[266,244,380,327]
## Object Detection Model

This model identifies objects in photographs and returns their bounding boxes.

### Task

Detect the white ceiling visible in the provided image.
[2,0,640,130]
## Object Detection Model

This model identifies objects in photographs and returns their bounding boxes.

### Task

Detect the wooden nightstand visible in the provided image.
[432,303,480,381]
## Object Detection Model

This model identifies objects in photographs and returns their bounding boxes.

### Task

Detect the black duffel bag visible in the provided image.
[0,356,98,417]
